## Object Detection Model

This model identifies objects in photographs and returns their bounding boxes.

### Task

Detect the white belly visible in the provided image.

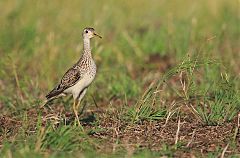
[64,74,95,99]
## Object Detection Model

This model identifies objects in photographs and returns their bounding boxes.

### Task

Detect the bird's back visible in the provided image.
[46,52,96,100]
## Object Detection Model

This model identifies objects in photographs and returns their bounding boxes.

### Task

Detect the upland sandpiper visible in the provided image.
[45,27,102,125]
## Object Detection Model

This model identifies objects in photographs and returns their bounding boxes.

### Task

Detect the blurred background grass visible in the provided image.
[0,0,239,157]
[0,0,239,109]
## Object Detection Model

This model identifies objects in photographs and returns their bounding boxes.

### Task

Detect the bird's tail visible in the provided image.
[45,87,63,100]
[41,93,66,108]
[40,99,49,108]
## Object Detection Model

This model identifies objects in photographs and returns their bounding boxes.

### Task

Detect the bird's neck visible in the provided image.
[83,37,92,57]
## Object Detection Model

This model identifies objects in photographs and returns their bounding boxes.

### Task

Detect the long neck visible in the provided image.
[83,37,91,57]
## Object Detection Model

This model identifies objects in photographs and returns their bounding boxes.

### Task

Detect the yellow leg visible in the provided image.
[73,100,81,126]
[76,100,81,111]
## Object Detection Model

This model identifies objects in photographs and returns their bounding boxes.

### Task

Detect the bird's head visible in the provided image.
[82,27,102,39]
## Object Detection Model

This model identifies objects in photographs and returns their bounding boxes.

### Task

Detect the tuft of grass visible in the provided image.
[128,103,166,123]
[138,55,239,125]
[196,73,240,125]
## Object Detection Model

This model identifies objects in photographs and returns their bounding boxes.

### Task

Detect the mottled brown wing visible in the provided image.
[46,67,81,99]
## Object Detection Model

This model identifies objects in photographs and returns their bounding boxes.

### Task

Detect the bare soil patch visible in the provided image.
[0,104,239,157]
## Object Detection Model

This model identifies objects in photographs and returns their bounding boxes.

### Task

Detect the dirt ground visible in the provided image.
[0,103,239,157]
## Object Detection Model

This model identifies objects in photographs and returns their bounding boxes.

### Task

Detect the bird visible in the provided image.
[45,27,102,125]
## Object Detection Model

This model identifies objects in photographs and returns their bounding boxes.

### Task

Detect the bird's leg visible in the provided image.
[76,100,81,112]
[76,88,87,114]
[73,100,81,126]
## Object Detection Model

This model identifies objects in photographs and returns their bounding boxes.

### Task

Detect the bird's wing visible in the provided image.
[46,67,81,99]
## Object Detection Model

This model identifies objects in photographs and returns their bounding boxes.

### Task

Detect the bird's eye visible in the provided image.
[85,30,88,33]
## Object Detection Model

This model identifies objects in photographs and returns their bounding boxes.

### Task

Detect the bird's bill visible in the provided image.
[93,32,102,38]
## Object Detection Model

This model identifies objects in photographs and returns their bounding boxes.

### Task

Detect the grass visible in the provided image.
[0,0,239,157]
